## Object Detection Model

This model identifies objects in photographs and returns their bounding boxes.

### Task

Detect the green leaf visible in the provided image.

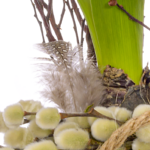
[78,0,144,84]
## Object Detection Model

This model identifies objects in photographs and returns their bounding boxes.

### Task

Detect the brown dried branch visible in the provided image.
[80,19,85,46]
[34,0,56,42]
[30,0,45,43]
[58,0,66,29]
[46,0,53,21]
[41,0,63,40]
[117,3,150,31]
[66,0,79,44]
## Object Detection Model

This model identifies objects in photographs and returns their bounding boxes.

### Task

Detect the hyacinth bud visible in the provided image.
[19,100,43,120]
[36,107,61,129]
[88,106,114,126]
[0,112,9,133]
[55,128,89,149]
[136,123,150,143]
[54,121,79,138]
[3,103,24,126]
[91,118,119,142]
[132,138,150,150]
[114,107,132,122]
[24,140,57,150]
[28,119,52,138]
[4,127,34,149]
[132,104,150,118]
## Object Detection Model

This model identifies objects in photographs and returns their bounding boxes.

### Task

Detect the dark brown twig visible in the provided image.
[66,0,79,44]
[34,0,56,42]
[58,0,66,29]
[109,1,150,30]
[46,0,53,21]
[31,0,45,43]
[80,19,85,46]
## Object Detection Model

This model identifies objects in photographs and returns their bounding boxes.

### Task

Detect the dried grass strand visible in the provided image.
[98,111,150,150]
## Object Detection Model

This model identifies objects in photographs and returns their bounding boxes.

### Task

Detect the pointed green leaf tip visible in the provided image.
[77,0,144,84]
[84,104,94,113]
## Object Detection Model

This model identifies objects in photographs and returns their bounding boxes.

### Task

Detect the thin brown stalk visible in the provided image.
[34,0,56,42]
[46,0,63,40]
[70,0,88,32]
[30,0,45,43]
[58,0,66,29]
[80,19,85,46]
[66,0,79,44]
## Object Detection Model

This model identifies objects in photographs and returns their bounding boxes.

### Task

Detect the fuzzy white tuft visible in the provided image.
[24,140,57,150]
[3,103,24,126]
[0,112,9,133]
[114,107,132,122]
[54,121,79,138]
[108,106,118,114]
[28,119,52,138]
[65,117,79,124]
[55,128,89,149]
[88,106,113,126]
[36,107,60,129]
[19,100,43,120]
[132,104,150,118]
[0,148,14,150]
[136,123,150,143]
[91,118,119,142]
[4,127,34,149]
[36,41,105,112]
[132,138,150,150]
[77,117,90,128]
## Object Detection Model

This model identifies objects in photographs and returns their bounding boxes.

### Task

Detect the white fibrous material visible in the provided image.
[91,118,119,142]
[136,123,150,143]
[3,103,24,126]
[27,40,104,112]
[28,119,52,139]
[132,104,150,118]
[4,127,34,149]
[132,138,150,150]
[65,117,79,124]
[19,100,43,120]
[24,140,57,150]
[55,128,89,149]
[88,106,113,126]
[108,106,118,114]
[36,107,60,129]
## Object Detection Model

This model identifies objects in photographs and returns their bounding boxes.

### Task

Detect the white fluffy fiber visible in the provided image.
[54,121,79,138]
[55,128,89,149]
[91,118,119,142]
[24,140,57,150]
[28,119,52,138]
[136,123,150,143]
[132,104,150,118]
[77,117,90,128]
[36,107,60,129]
[132,138,150,150]
[4,127,34,149]
[3,103,24,126]
[27,40,105,112]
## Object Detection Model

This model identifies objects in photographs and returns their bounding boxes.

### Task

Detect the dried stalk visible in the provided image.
[98,111,150,150]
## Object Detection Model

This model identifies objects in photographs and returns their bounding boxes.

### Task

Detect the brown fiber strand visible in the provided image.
[97,111,150,150]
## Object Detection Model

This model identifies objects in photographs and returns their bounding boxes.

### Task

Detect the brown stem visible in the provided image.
[31,0,45,43]
[46,0,53,21]
[117,3,150,31]
[61,108,123,126]
[24,111,36,116]
[34,0,56,42]
[66,0,79,44]
[80,19,85,46]
[58,0,66,29]
[70,0,88,32]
